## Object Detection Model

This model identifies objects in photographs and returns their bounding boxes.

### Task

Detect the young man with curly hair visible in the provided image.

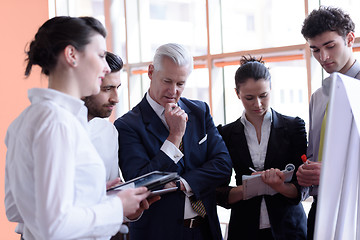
[296,6,360,239]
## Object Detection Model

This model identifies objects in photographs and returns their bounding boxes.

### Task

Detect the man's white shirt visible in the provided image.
[88,117,120,181]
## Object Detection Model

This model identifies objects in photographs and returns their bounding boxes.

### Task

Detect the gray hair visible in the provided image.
[152,43,193,74]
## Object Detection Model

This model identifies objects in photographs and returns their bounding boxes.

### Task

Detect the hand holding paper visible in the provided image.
[242,164,295,200]
[261,168,286,192]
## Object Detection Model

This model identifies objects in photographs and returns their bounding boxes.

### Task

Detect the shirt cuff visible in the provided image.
[160,140,183,163]
[309,185,318,196]
[124,211,143,222]
[180,177,193,197]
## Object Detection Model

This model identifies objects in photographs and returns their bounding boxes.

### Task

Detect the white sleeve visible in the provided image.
[4,160,23,223]
[108,128,120,181]
[32,123,123,239]
[160,140,184,163]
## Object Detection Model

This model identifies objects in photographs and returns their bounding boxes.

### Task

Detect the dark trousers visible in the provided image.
[257,228,275,240]
[307,196,317,240]
[182,217,213,240]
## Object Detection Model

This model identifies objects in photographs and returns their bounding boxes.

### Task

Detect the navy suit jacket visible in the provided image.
[216,109,307,240]
[114,95,232,240]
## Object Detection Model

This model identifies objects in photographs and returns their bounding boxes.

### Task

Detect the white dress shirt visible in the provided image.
[146,92,198,219]
[241,110,272,229]
[88,117,120,181]
[5,88,123,240]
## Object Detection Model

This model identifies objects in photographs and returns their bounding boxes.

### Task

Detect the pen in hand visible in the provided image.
[249,167,257,173]
[301,154,309,165]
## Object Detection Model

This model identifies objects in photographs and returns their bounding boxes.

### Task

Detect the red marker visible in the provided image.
[301,154,308,164]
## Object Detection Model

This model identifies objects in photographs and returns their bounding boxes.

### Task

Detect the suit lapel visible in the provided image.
[178,99,193,156]
[139,96,169,143]
[233,118,254,169]
[264,109,284,169]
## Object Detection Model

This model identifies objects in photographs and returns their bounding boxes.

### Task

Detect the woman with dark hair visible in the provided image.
[216,56,307,240]
[5,16,149,240]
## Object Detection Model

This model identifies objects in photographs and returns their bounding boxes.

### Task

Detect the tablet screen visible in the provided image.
[107,171,178,192]
[133,172,168,187]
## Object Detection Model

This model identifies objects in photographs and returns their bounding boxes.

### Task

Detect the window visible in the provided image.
[216,0,305,53]
[52,0,105,24]
[318,0,360,29]
[52,2,360,237]
[52,0,360,124]
[125,0,208,63]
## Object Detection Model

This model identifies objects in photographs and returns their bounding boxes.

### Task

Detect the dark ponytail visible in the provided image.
[25,16,107,77]
[235,55,271,92]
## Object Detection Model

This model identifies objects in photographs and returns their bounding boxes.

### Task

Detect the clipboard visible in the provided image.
[242,164,295,200]
[107,171,179,192]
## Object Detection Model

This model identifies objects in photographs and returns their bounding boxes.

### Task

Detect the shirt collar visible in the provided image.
[146,91,165,119]
[28,88,88,125]
[240,109,272,126]
[323,60,360,96]
[345,60,360,78]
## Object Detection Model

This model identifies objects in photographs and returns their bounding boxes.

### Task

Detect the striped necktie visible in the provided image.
[179,140,207,217]
[190,196,207,218]
[179,140,184,152]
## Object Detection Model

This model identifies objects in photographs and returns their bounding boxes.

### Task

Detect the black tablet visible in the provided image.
[107,171,179,192]
[148,186,178,197]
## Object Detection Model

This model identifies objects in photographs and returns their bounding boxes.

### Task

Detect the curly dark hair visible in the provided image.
[301,6,355,40]
[235,55,271,92]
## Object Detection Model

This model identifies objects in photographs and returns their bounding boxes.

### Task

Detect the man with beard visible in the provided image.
[84,51,123,181]
[84,52,159,240]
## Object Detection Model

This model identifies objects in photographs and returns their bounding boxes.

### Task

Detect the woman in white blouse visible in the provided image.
[216,56,307,240]
[5,16,149,240]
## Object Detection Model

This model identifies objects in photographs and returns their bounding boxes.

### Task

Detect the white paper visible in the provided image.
[242,163,295,200]
[315,73,360,240]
